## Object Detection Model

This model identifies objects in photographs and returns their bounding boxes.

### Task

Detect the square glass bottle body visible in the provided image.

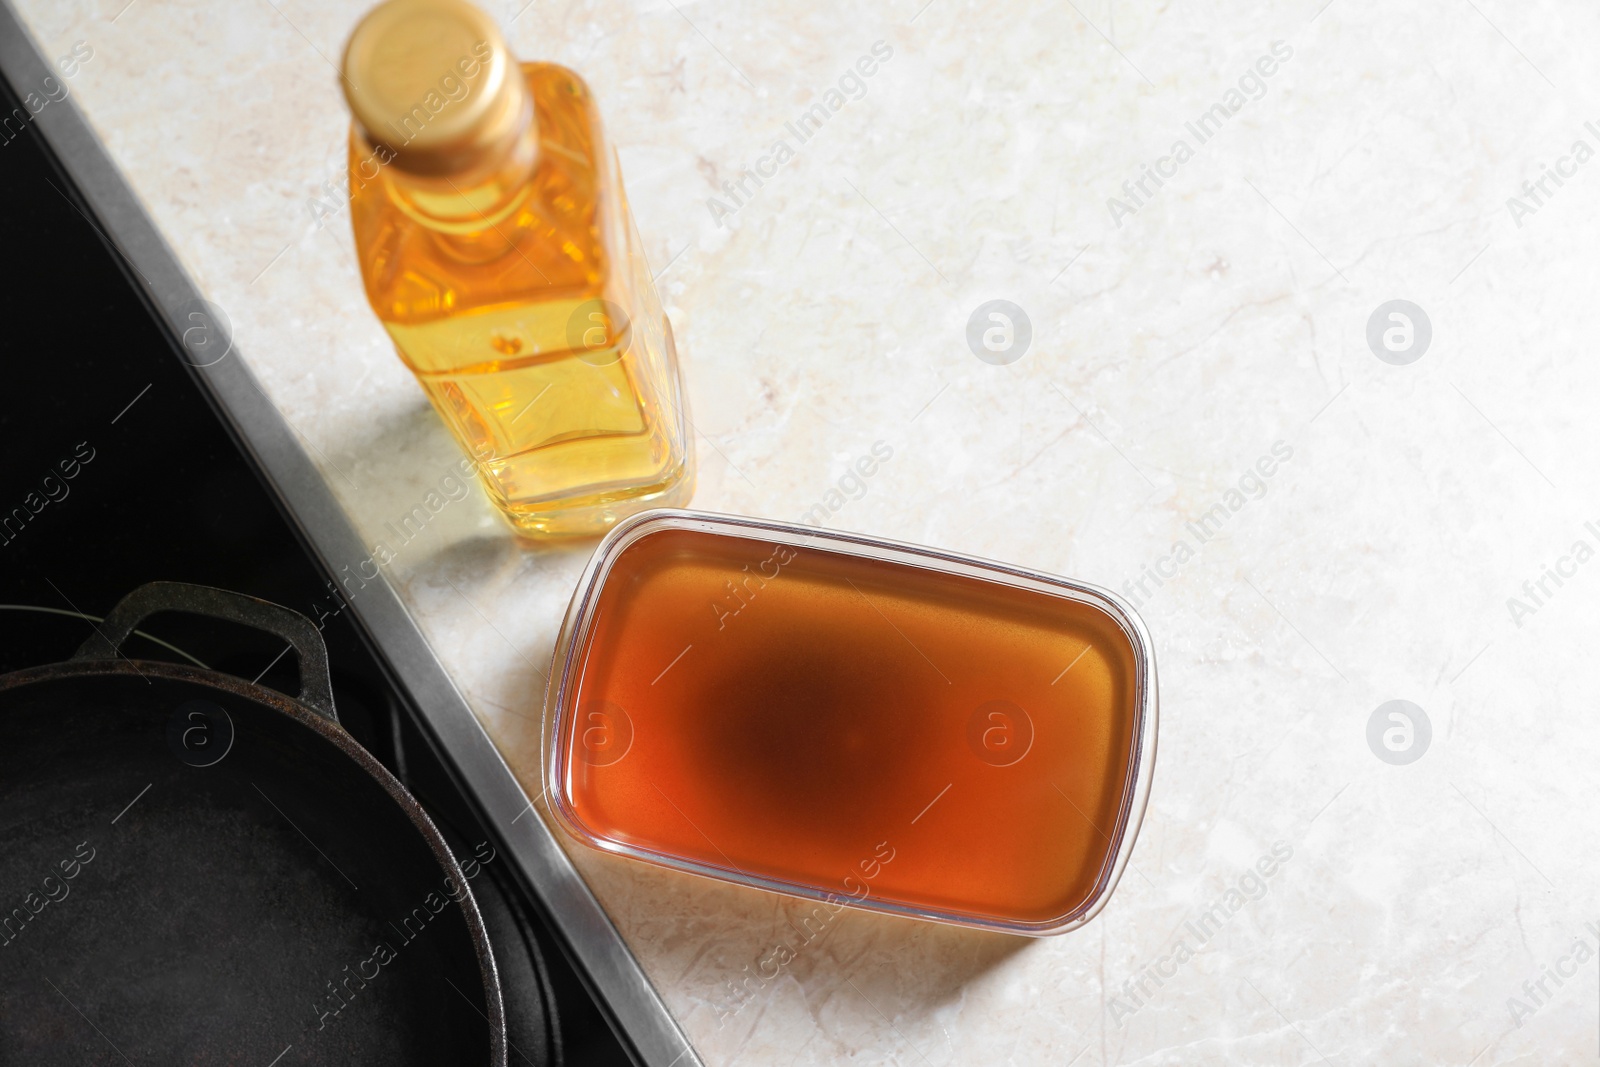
[349,63,693,537]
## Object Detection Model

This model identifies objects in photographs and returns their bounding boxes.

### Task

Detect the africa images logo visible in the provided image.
[1106,41,1293,228]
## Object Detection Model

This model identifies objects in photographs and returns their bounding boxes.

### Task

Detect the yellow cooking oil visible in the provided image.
[342,0,693,537]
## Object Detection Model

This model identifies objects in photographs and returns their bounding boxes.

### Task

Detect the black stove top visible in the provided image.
[0,62,630,1067]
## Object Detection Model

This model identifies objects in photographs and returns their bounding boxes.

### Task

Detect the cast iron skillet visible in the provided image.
[0,582,507,1066]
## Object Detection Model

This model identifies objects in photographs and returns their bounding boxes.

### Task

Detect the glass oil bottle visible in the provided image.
[341,0,694,537]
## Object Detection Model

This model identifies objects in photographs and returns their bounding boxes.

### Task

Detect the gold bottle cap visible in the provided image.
[341,0,528,177]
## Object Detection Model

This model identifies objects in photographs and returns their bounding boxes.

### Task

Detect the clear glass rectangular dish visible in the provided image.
[542,510,1158,936]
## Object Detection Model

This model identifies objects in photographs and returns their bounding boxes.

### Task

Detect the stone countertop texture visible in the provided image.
[14,0,1600,1062]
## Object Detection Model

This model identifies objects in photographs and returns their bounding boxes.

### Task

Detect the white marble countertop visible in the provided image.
[16,0,1600,1062]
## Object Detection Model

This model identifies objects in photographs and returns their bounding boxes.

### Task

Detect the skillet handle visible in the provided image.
[73,581,338,724]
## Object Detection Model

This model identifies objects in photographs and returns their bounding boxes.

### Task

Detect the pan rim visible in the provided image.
[0,657,509,1067]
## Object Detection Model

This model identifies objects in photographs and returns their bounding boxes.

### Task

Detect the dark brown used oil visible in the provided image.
[559,527,1142,927]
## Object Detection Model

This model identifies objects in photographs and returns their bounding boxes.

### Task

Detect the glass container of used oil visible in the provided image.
[542,510,1159,936]
[341,0,694,537]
